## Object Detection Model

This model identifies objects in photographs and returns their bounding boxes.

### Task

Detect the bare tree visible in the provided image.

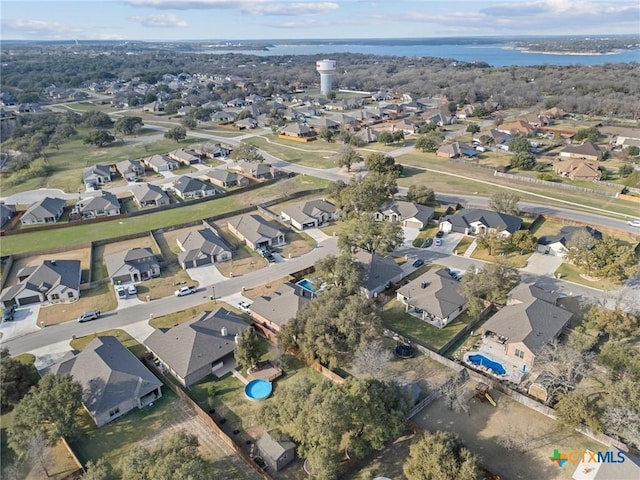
[602,406,640,446]
[439,376,469,414]
[352,340,392,379]
[535,338,595,405]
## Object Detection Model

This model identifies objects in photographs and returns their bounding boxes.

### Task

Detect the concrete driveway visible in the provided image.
[186,264,227,286]
[402,227,421,246]
[522,252,563,276]
[305,228,332,243]
[431,232,464,255]
[0,304,41,342]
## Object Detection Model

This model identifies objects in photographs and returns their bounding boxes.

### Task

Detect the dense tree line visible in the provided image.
[2,47,639,118]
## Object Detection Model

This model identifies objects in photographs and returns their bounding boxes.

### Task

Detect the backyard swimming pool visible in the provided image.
[245,379,273,401]
[296,278,316,293]
[468,354,507,376]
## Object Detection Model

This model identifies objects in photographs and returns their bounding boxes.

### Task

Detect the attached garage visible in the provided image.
[17,295,41,306]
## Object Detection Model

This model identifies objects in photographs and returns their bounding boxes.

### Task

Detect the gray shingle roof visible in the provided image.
[0,259,81,303]
[379,200,434,225]
[538,226,602,247]
[83,164,111,181]
[443,208,522,234]
[22,197,65,222]
[48,336,162,420]
[481,283,572,354]
[281,199,337,226]
[173,176,217,195]
[105,248,157,279]
[177,228,230,264]
[228,214,285,245]
[250,283,311,327]
[144,308,249,379]
[396,269,466,318]
[356,251,403,293]
[79,191,120,213]
[130,183,169,204]
[256,431,296,462]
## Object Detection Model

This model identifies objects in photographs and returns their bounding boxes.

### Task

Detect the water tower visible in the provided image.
[316,59,336,96]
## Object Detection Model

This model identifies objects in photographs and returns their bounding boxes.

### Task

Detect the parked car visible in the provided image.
[412,258,425,268]
[78,311,100,323]
[2,309,14,322]
[627,220,640,228]
[434,238,443,246]
[175,286,197,297]
[127,284,137,295]
[421,238,433,248]
[264,253,276,263]
[435,231,445,238]
[116,285,127,298]
[237,301,252,313]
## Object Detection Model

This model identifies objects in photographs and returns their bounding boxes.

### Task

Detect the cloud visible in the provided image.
[130,13,188,27]
[0,19,84,36]
[124,0,339,16]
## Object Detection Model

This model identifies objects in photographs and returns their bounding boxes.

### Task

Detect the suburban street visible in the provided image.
[1,117,639,365]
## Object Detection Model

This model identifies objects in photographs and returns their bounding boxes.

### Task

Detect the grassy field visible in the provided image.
[244,136,341,169]
[37,283,117,326]
[382,299,473,352]
[470,246,532,268]
[2,128,201,196]
[396,152,640,218]
[554,263,619,290]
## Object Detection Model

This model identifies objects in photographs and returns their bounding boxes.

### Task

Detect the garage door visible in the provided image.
[18,295,41,306]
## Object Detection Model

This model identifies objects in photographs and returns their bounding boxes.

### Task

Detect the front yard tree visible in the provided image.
[81,110,113,128]
[406,184,435,204]
[114,116,143,136]
[328,173,397,214]
[164,125,187,143]
[460,261,520,317]
[339,212,404,256]
[466,123,480,134]
[489,192,520,215]
[364,152,403,177]
[84,129,115,148]
[403,431,482,480]
[314,253,363,295]
[476,231,506,256]
[337,145,362,172]
[509,135,530,154]
[415,132,444,152]
[509,151,536,170]
[574,126,601,143]
[0,348,39,411]
[230,143,264,163]
[234,328,261,371]
[510,230,538,254]
[319,127,335,143]
[566,235,638,281]
[8,374,82,458]
[584,305,639,340]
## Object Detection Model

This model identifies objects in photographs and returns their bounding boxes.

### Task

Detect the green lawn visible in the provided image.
[1,128,201,196]
[382,299,473,351]
[70,390,178,467]
[454,235,474,255]
[244,136,340,169]
[470,247,531,268]
[554,263,620,290]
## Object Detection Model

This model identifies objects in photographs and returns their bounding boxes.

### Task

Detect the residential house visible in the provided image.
[105,247,160,284]
[279,123,316,139]
[554,159,602,181]
[235,117,258,130]
[601,126,640,149]
[0,203,16,229]
[83,164,112,189]
[489,129,513,148]
[176,227,232,269]
[437,142,460,158]
[0,259,81,307]
[211,111,236,123]
[116,159,145,181]
[168,148,201,165]
[456,104,476,119]
[227,214,286,251]
[394,118,420,135]
[537,226,602,257]
[376,200,434,230]
[173,176,220,200]
[356,251,404,299]
[143,154,178,173]
[192,143,232,159]
[197,169,249,188]
[48,336,162,427]
[396,269,467,327]
[251,282,312,333]
[371,90,393,102]
[560,142,603,162]
[308,117,340,131]
[426,108,455,126]
[440,208,522,237]
[497,120,536,136]
[329,113,357,129]
[130,183,170,208]
[353,109,381,125]
[480,283,573,371]
[20,197,66,225]
[256,431,296,472]
[144,308,249,387]
[75,191,120,219]
[280,199,340,230]
[356,126,379,144]
[228,161,279,179]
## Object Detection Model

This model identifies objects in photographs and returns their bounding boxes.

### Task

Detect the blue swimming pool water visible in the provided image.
[296,279,316,292]
[468,354,507,376]
[245,379,273,401]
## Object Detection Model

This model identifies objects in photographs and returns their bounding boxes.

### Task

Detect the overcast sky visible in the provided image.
[2,0,639,41]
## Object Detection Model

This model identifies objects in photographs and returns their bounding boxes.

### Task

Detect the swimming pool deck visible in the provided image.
[465,337,527,384]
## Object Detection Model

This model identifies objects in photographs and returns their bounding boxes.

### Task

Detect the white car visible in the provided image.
[127,284,137,295]
[237,301,252,313]
[175,286,197,297]
[627,220,640,228]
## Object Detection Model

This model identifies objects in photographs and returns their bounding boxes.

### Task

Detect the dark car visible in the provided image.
[421,238,433,248]
[412,258,425,268]
[2,309,14,322]
[435,231,445,238]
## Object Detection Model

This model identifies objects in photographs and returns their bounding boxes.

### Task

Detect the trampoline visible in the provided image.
[395,344,415,359]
